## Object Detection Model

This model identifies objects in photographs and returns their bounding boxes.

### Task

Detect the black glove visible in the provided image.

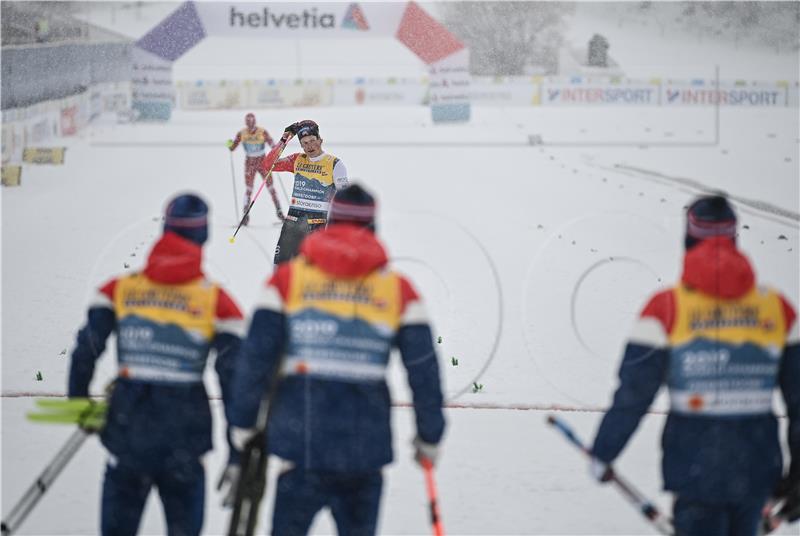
[284,122,300,135]
[775,474,800,523]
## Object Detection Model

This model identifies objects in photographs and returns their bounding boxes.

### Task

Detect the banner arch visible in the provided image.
[132,2,470,122]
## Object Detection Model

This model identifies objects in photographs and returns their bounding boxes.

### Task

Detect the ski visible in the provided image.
[27,398,107,430]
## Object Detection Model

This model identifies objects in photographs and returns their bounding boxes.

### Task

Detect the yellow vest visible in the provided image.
[113,274,218,383]
[667,284,786,416]
[281,258,402,382]
[290,154,338,213]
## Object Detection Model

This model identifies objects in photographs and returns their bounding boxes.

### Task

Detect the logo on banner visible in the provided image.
[341,3,369,30]
[229,6,335,29]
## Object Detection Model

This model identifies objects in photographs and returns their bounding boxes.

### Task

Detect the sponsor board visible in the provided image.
[60,105,78,135]
[663,85,787,107]
[543,84,657,106]
[178,80,334,109]
[1,165,22,186]
[195,2,406,38]
[429,48,471,122]
[23,147,66,165]
[2,122,19,164]
[132,46,174,120]
[470,77,539,106]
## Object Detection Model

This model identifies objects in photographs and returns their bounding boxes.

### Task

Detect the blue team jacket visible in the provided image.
[229,224,446,472]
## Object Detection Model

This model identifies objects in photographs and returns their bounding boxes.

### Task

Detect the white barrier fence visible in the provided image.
[1,82,131,165]
[177,76,799,110]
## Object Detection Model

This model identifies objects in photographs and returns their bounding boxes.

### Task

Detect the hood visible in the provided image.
[143,232,204,284]
[681,237,755,299]
[299,224,387,278]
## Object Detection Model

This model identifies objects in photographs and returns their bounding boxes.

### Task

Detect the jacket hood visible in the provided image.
[299,224,387,278]
[143,232,204,284]
[681,237,755,299]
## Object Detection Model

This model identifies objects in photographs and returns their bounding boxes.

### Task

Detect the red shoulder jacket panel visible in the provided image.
[272,153,300,173]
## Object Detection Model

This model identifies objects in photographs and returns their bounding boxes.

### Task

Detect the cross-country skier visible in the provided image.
[590,195,800,535]
[222,184,445,534]
[268,119,349,264]
[67,193,246,536]
[227,113,284,225]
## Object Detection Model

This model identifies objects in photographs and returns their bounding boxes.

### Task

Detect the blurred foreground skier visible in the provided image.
[590,195,800,535]
[268,120,349,264]
[227,113,284,225]
[68,193,245,536]
[224,184,445,535]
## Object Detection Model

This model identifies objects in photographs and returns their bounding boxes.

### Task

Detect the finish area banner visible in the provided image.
[195,2,408,38]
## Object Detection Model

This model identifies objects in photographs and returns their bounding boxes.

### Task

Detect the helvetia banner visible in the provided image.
[195,2,407,38]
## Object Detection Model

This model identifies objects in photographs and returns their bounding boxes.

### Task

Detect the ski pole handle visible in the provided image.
[421,459,444,536]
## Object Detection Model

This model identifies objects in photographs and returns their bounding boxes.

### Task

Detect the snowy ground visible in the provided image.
[3,2,800,535]
[2,102,798,535]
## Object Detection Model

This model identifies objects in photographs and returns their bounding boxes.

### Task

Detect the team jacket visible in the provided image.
[229,224,445,472]
[271,152,348,214]
[230,127,274,157]
[592,237,800,502]
[68,232,245,464]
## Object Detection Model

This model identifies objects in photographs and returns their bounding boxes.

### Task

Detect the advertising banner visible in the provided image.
[470,77,539,106]
[542,79,658,106]
[429,48,470,122]
[195,2,407,38]
[331,78,427,106]
[22,147,66,165]
[662,81,789,107]
[1,165,22,186]
[131,47,175,120]
[1,122,18,164]
[60,105,78,136]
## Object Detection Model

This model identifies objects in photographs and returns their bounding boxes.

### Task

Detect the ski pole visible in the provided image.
[420,459,444,536]
[1,427,90,536]
[546,415,674,536]
[230,133,293,243]
[229,151,240,220]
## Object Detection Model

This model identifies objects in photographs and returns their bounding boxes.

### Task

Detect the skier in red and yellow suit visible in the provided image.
[227,113,284,225]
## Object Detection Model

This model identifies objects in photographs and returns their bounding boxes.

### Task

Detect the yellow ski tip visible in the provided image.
[229,237,235,244]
